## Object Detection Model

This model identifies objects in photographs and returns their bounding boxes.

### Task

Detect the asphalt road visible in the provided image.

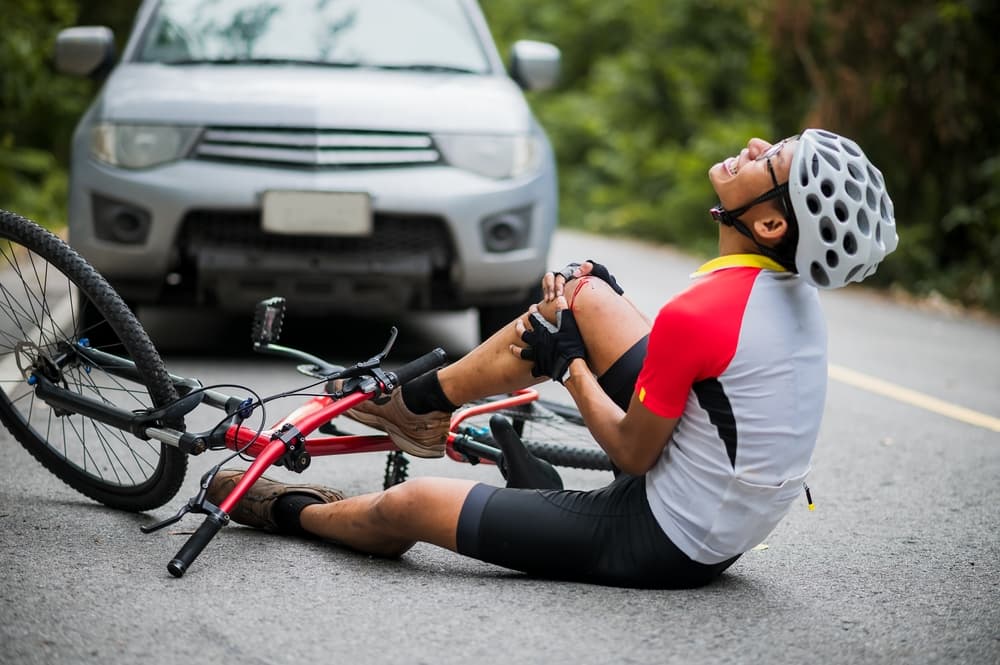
[1,229,998,664]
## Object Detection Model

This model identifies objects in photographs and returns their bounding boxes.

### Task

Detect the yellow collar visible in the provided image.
[693,254,788,276]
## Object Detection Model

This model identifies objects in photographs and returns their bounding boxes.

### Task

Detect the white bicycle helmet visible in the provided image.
[789,129,899,289]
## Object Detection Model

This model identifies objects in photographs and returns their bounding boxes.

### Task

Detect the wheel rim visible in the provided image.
[0,239,168,492]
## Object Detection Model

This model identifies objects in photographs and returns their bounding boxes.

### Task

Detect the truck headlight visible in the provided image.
[90,123,200,169]
[433,133,541,179]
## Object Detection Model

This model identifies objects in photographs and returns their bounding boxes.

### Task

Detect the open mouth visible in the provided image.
[725,157,739,176]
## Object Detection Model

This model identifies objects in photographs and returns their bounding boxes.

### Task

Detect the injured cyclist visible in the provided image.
[207,129,899,589]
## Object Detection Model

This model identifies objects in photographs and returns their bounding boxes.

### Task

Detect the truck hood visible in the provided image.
[97,64,535,134]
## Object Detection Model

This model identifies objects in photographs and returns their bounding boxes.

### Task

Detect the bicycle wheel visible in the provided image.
[460,395,614,471]
[0,210,187,511]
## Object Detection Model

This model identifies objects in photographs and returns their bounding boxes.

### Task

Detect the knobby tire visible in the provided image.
[0,210,186,511]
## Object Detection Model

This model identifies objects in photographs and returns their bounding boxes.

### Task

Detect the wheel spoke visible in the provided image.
[1,212,185,509]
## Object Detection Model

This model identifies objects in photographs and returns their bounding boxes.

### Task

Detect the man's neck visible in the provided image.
[717,225,760,257]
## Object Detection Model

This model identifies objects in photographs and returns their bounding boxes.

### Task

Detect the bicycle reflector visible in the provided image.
[252,297,286,345]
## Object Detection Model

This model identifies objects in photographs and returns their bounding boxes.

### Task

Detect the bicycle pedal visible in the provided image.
[252,297,286,344]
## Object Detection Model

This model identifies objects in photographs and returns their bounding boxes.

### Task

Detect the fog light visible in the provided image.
[480,207,531,253]
[92,194,152,244]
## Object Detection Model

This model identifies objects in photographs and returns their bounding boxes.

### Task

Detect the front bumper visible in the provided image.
[68,155,557,312]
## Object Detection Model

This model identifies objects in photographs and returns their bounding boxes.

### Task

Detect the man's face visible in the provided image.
[709,137,798,219]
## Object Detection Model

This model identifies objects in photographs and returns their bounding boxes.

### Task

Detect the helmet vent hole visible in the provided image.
[810,262,830,287]
[842,140,862,157]
[857,209,870,236]
[866,165,882,187]
[819,149,841,170]
[848,161,864,181]
[807,194,821,214]
[800,160,810,186]
[820,217,837,243]
[846,264,863,282]
[845,180,862,202]
[810,155,820,177]
[821,180,835,197]
[817,137,839,151]
[825,250,839,268]
[866,186,878,209]
[843,232,858,255]
[875,221,882,243]
[880,196,889,219]
[834,201,849,222]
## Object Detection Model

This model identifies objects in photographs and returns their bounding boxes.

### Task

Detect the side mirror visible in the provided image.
[55,26,116,78]
[509,40,560,92]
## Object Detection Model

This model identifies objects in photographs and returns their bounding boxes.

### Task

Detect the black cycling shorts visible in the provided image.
[456,476,738,589]
[597,334,648,411]
[455,335,739,589]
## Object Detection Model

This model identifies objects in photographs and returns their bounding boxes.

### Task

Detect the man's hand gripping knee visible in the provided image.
[542,260,624,303]
[510,297,586,385]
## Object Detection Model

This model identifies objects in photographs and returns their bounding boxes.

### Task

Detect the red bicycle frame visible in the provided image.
[214,388,540,516]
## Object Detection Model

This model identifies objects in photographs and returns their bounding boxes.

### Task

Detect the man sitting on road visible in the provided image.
[208,129,898,589]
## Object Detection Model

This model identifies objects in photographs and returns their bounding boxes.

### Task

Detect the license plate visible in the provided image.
[261,190,372,236]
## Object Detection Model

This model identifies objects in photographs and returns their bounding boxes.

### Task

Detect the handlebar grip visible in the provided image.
[166,513,226,578]
[388,348,447,387]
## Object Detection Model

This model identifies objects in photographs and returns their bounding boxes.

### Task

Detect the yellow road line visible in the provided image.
[828,363,1000,433]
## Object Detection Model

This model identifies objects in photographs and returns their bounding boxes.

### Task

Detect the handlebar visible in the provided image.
[167,513,226,578]
[386,348,447,388]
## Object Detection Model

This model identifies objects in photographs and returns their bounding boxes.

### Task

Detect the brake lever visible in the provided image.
[327,327,399,380]
[140,466,228,534]
[376,326,398,361]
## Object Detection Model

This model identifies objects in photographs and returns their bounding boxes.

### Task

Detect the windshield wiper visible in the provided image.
[161,58,362,68]
[370,64,479,74]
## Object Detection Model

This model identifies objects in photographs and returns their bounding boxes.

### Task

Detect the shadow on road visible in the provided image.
[138,306,481,364]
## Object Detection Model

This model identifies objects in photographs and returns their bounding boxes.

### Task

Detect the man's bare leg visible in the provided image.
[299,477,477,556]
[438,277,651,405]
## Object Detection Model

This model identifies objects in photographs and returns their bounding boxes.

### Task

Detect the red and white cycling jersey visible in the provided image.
[637,254,827,564]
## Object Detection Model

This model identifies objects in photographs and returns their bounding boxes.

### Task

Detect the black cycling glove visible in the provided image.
[519,310,586,383]
[584,260,624,295]
[552,260,624,295]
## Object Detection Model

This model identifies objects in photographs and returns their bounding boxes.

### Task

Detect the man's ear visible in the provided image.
[752,217,788,244]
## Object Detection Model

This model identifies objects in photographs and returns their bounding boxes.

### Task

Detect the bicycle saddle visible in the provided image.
[489,414,564,490]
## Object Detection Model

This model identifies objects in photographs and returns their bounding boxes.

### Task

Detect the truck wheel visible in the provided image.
[477,285,542,343]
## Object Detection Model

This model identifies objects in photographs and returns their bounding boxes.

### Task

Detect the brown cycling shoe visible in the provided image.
[205,469,345,532]
[345,389,451,458]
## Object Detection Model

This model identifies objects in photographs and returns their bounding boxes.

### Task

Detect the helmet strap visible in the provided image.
[710,184,797,271]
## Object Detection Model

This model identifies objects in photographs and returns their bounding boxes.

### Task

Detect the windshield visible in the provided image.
[137,0,491,73]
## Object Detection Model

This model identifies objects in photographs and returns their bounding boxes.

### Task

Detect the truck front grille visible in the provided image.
[194,127,440,168]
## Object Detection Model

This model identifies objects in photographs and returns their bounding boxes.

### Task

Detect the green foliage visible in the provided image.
[766,0,1000,310]
[0,0,91,228]
[485,0,775,259]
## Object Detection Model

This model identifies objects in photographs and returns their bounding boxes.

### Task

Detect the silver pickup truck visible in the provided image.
[56,0,560,340]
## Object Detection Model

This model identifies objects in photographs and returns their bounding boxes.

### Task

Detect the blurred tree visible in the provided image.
[768,0,1000,309]
[0,0,138,228]
[485,0,775,258]
[0,0,89,226]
